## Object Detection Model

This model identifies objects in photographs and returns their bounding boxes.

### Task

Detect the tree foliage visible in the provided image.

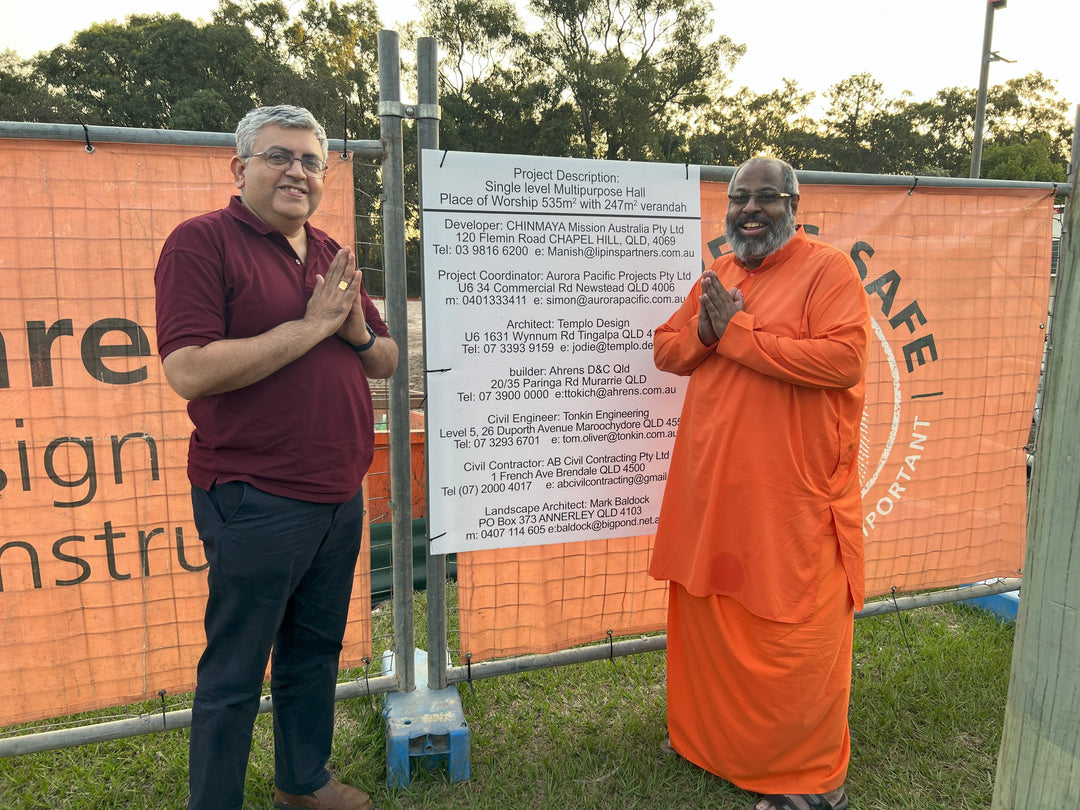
[34,13,266,130]
[521,0,744,160]
[414,0,576,156]
[214,0,381,138]
[0,50,74,123]
[683,80,820,168]
[1,0,1072,183]
[24,1,380,138]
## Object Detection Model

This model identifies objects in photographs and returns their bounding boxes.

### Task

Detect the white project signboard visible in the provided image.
[421,150,700,555]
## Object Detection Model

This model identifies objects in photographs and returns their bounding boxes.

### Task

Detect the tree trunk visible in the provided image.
[992,161,1080,806]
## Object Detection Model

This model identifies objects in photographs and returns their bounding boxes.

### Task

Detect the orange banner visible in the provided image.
[458,181,1051,661]
[0,139,370,727]
[1,143,1052,713]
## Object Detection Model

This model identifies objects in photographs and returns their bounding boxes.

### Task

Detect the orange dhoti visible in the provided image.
[665,538,854,794]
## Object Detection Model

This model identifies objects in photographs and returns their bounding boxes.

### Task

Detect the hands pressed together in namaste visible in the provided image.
[697,269,744,345]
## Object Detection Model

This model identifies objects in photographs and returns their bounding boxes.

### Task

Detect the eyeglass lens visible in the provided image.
[728,192,786,205]
[263,151,327,176]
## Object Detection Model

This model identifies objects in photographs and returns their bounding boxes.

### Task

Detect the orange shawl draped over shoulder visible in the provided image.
[649,227,871,622]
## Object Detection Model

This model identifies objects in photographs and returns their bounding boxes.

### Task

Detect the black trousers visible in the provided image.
[187,481,364,810]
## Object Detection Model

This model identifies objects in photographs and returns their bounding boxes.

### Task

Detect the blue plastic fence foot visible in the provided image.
[960,580,1020,622]
[382,648,471,788]
[962,590,1020,621]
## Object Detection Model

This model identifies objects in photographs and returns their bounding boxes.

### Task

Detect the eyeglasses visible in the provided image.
[245,150,329,178]
[727,191,794,206]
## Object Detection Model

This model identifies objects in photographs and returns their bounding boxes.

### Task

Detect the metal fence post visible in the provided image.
[414,36,449,692]
[377,28,415,694]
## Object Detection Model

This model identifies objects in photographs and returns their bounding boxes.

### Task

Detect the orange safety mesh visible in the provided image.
[456,181,1050,662]
[0,139,370,727]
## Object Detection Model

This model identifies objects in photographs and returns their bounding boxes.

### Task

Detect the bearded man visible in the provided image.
[650,156,871,810]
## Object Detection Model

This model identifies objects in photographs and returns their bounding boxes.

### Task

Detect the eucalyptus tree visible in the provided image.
[906,86,978,176]
[986,72,1070,147]
[212,0,386,282]
[808,72,930,175]
[415,0,576,156]
[0,50,74,123]
[980,72,1071,181]
[683,79,821,168]
[34,13,270,130]
[213,0,381,140]
[522,0,745,161]
[889,71,1071,180]
[27,1,382,138]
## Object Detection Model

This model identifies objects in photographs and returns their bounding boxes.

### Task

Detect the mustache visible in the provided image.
[734,215,770,227]
[726,208,797,260]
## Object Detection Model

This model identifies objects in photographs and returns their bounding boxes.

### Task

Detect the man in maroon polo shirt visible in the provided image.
[155,105,396,810]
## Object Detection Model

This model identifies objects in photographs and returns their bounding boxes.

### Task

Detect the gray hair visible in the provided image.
[235,105,328,159]
[730,156,800,196]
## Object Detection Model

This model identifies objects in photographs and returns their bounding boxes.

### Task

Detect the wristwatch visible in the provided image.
[350,324,377,353]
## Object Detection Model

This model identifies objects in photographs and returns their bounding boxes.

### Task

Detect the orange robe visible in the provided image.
[650,226,870,793]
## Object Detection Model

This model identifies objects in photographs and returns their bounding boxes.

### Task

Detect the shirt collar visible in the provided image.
[226,195,319,244]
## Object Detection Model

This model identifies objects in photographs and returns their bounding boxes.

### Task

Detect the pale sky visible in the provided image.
[4,0,1078,117]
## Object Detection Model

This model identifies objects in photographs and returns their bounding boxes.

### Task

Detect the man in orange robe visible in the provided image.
[650,157,870,810]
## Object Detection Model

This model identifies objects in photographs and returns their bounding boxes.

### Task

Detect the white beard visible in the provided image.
[727,208,797,262]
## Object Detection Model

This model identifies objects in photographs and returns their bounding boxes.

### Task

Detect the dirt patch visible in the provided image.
[372,298,425,401]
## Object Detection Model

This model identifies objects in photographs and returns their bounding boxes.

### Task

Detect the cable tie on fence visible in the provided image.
[465,652,475,693]
[76,118,94,154]
[360,656,372,694]
[360,656,376,714]
[1048,183,1058,198]
[890,586,913,655]
[440,150,449,168]
[427,367,451,374]
[907,177,919,196]
[341,105,350,160]
[606,629,614,661]
[428,531,446,544]
[157,689,168,731]
[684,163,690,180]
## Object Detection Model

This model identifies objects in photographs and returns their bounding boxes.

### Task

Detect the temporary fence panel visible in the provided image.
[0,136,1053,720]
[763,183,1050,597]
[0,139,372,727]
[455,180,1051,662]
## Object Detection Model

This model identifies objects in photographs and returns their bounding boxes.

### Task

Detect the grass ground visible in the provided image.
[0,600,1013,809]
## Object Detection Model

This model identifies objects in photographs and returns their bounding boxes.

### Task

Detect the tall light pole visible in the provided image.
[970,0,1009,178]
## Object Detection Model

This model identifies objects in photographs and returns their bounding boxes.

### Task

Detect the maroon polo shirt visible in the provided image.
[155,196,389,503]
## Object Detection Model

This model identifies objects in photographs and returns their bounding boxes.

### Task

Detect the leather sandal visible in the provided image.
[748,790,849,810]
